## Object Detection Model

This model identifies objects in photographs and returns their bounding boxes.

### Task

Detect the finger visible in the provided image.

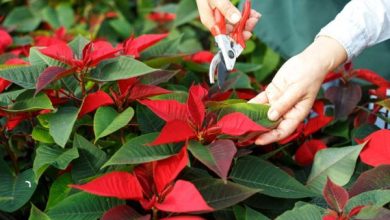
[245,17,259,32]
[255,118,301,145]
[248,91,268,104]
[264,82,283,104]
[243,31,252,40]
[251,9,261,19]
[268,86,303,121]
[196,0,215,30]
[283,97,315,122]
[213,0,242,24]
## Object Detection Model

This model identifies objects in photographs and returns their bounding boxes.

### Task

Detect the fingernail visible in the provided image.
[268,109,279,121]
[230,13,241,23]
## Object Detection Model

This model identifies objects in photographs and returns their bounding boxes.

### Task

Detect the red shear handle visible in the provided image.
[211,9,226,36]
[231,0,251,48]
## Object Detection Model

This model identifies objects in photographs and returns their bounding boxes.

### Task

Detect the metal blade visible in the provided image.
[217,57,228,88]
[209,52,221,84]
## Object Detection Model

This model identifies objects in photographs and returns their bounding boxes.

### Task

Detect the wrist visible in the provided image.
[301,36,348,77]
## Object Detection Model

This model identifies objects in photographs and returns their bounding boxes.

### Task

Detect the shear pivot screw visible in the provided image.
[228,50,235,58]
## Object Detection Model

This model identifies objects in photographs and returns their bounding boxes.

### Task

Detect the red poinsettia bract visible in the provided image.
[37,41,119,93]
[140,85,269,145]
[70,147,213,214]
[357,129,390,167]
[186,51,214,64]
[295,139,327,166]
[110,77,170,110]
[148,12,176,23]
[120,33,168,58]
[34,26,72,47]
[322,178,364,220]
[0,29,12,54]
[78,91,114,117]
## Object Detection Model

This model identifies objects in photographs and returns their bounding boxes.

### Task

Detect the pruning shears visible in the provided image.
[209,0,252,88]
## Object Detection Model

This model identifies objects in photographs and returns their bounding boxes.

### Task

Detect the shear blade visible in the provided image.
[217,59,228,88]
[209,52,222,84]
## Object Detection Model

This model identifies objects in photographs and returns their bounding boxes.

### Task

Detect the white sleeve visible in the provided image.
[317,0,390,60]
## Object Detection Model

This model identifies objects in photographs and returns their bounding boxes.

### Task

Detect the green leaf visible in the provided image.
[344,190,390,213]
[103,133,182,167]
[275,203,324,220]
[230,156,314,198]
[41,3,74,29]
[94,107,134,142]
[244,206,270,220]
[235,63,262,73]
[29,204,51,220]
[149,91,188,103]
[32,126,55,144]
[174,0,199,26]
[145,55,183,69]
[0,64,46,89]
[45,173,73,211]
[13,35,33,46]
[33,144,79,181]
[349,165,390,196]
[188,140,237,181]
[56,3,74,29]
[29,47,66,67]
[46,192,124,220]
[136,104,165,134]
[307,144,364,194]
[252,45,280,82]
[71,134,107,183]
[41,7,60,28]
[234,205,270,220]
[48,107,79,148]
[217,102,278,128]
[139,69,178,85]
[5,90,54,112]
[0,160,37,213]
[226,72,253,89]
[0,89,26,106]
[354,206,390,219]
[109,17,133,38]
[141,36,183,59]
[89,56,156,82]
[324,120,350,140]
[68,36,89,59]
[3,6,41,32]
[192,178,260,210]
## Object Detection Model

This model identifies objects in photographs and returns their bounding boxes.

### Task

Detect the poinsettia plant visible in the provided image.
[0,1,390,220]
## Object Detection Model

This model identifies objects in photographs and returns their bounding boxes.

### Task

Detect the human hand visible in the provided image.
[249,36,348,145]
[195,0,261,40]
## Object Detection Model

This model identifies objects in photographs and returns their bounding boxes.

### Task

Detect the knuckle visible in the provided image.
[273,129,283,139]
[216,0,233,13]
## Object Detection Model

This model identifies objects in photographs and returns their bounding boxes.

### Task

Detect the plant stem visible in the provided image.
[80,72,87,97]
[120,129,125,144]
[152,207,158,220]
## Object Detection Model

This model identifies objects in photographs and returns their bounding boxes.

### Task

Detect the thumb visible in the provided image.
[213,0,242,24]
[267,87,303,121]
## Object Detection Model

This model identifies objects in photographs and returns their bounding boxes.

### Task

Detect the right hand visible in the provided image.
[195,0,261,40]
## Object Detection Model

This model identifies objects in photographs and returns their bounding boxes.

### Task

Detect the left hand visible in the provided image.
[249,36,348,145]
